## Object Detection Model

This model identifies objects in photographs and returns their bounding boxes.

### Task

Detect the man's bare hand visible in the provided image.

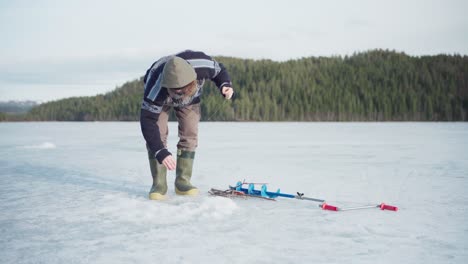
[162,155,176,170]
[222,87,234,100]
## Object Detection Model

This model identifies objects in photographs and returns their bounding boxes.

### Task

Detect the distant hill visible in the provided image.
[2,50,468,122]
[1,101,39,121]
[0,100,38,113]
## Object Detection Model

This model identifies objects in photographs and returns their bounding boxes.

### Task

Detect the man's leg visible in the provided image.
[174,103,201,195]
[148,106,171,200]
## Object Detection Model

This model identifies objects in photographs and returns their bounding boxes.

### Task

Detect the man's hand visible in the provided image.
[162,155,176,170]
[222,87,234,100]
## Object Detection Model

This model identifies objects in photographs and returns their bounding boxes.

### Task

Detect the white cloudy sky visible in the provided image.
[1,0,467,102]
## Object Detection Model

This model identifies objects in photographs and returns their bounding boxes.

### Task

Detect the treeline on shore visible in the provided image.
[2,49,467,122]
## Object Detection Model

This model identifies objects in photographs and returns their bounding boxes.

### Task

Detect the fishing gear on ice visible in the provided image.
[209,181,398,212]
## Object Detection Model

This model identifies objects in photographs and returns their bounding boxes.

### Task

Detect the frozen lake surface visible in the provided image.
[1,122,467,263]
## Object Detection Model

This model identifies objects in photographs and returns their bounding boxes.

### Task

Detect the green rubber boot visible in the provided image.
[175,149,199,195]
[148,156,168,200]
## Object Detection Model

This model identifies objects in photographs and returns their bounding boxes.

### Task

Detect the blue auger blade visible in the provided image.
[268,187,281,198]
[235,181,243,191]
[259,184,282,198]
[260,185,269,198]
[247,183,255,195]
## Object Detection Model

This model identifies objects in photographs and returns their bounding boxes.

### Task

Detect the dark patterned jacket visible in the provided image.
[140,50,232,162]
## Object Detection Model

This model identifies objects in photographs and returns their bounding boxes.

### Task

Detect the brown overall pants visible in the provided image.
[156,103,201,151]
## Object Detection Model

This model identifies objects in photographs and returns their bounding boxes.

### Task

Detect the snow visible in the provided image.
[1,122,467,263]
[20,142,57,149]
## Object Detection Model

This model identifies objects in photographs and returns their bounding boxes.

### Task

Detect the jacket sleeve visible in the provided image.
[140,57,172,163]
[140,103,171,163]
[211,59,232,91]
[178,50,233,94]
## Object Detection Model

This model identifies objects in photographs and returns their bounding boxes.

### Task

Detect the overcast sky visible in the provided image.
[1,0,467,102]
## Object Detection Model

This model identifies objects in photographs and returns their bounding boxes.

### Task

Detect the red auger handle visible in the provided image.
[380,203,398,211]
[321,203,338,211]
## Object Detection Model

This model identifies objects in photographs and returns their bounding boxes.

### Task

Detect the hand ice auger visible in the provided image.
[229,181,398,212]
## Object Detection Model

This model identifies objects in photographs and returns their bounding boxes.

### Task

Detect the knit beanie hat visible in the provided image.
[161,56,196,89]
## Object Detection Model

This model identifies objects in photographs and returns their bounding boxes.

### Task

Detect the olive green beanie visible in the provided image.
[161,56,196,89]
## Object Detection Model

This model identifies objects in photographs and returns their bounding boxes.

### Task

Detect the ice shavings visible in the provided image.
[21,142,56,149]
[95,193,238,225]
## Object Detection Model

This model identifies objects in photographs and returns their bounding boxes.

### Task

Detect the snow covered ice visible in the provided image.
[1,122,467,263]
